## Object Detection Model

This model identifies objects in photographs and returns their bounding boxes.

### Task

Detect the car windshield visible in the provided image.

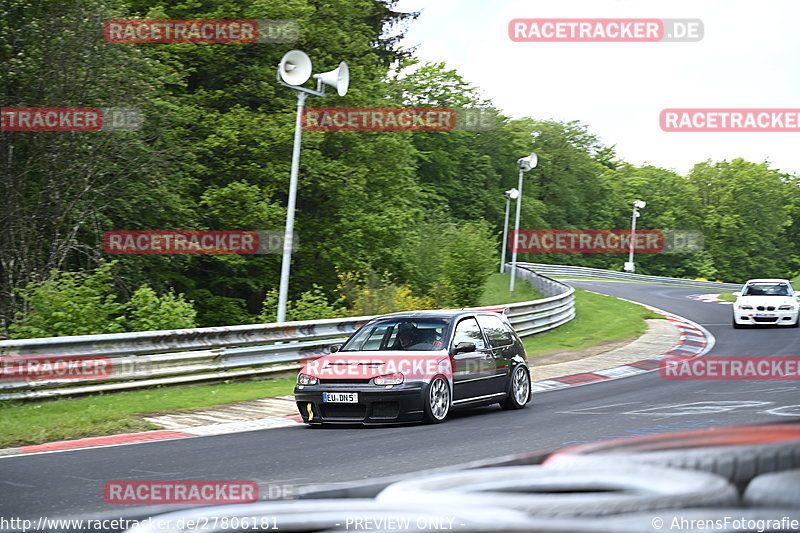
[743,283,791,296]
[340,318,449,351]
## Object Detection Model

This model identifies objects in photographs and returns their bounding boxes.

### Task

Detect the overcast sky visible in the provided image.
[393,0,800,176]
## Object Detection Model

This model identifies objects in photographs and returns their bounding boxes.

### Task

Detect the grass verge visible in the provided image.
[479,272,543,305]
[551,276,738,290]
[0,378,295,448]
[717,293,737,302]
[523,288,663,357]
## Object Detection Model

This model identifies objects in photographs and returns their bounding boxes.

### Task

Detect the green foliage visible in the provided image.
[9,263,126,338]
[336,271,436,316]
[0,378,296,447]
[478,273,543,306]
[9,263,199,338]
[682,250,720,280]
[522,288,658,357]
[189,290,254,328]
[686,159,794,281]
[437,220,499,307]
[126,286,197,331]
[258,285,346,323]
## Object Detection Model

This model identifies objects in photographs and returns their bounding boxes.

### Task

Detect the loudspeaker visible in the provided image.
[314,61,349,96]
[278,50,312,86]
[518,153,538,171]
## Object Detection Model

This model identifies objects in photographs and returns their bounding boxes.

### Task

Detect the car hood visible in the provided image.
[736,296,797,307]
[301,351,450,380]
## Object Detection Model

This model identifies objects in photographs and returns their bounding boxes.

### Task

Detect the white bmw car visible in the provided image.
[732,279,800,328]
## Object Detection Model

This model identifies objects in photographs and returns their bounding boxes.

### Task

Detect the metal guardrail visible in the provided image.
[524,263,743,291]
[0,265,574,400]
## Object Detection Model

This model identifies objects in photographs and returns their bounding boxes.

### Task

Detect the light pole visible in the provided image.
[509,153,537,291]
[276,50,349,322]
[500,188,519,273]
[624,200,646,273]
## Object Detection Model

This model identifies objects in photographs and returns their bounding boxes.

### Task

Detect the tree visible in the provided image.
[9,263,126,338]
[437,220,498,307]
[687,159,794,281]
[0,0,195,330]
[258,285,345,322]
[127,286,197,331]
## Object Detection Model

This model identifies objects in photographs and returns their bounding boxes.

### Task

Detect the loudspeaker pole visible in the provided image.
[275,50,349,323]
[276,90,307,323]
[509,154,537,292]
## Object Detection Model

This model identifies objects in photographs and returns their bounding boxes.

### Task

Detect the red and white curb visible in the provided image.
[532,305,714,392]
[0,415,306,459]
[688,293,733,305]
[0,309,713,458]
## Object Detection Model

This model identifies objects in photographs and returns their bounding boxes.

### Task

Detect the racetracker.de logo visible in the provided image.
[302,107,495,131]
[104,480,258,504]
[661,109,800,132]
[508,18,703,42]
[660,357,800,380]
[1,107,142,132]
[0,355,113,380]
[511,229,663,253]
[104,19,298,43]
[301,355,453,381]
[103,230,295,255]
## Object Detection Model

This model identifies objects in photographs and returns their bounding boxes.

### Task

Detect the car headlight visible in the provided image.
[778,305,794,311]
[298,373,318,385]
[374,372,404,385]
[739,305,753,310]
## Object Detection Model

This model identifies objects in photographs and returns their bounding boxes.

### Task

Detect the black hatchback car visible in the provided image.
[294,309,531,425]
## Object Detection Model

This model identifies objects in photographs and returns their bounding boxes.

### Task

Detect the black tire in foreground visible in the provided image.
[544,424,800,489]
[376,464,737,517]
[744,469,800,508]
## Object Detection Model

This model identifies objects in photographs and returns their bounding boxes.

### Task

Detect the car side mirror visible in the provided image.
[329,344,342,353]
[453,342,476,354]
[733,292,741,298]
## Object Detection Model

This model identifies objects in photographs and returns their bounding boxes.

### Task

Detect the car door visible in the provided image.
[476,314,516,394]
[450,316,494,401]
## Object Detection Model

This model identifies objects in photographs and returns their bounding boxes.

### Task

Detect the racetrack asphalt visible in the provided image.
[1,280,799,522]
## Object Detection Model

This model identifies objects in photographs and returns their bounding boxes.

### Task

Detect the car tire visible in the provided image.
[743,469,800,508]
[732,317,744,329]
[423,376,450,424]
[116,498,536,533]
[792,316,799,328]
[544,424,800,489]
[376,464,737,517]
[500,364,531,410]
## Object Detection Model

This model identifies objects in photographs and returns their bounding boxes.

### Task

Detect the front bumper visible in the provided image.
[733,310,798,326]
[293,381,426,425]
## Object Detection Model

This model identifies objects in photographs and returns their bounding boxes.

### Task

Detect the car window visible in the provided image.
[744,283,791,296]
[342,319,447,351]
[387,326,443,350]
[452,317,486,350]
[477,315,514,348]
[346,324,392,351]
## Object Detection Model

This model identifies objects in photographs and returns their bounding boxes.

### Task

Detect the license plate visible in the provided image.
[755,313,776,317]
[322,392,358,403]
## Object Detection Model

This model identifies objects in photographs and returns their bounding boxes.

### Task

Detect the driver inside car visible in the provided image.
[392,322,418,350]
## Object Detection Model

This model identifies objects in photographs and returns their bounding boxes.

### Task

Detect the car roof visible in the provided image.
[744,279,792,284]
[380,309,506,320]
